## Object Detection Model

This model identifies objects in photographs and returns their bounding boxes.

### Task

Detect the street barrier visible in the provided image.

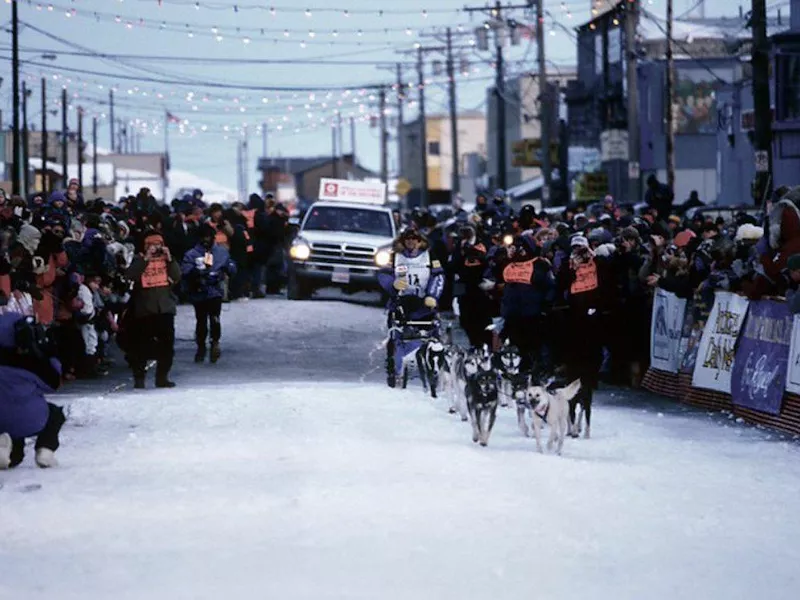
[643,289,800,436]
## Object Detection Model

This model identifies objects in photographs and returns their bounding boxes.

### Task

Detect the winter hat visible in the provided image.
[48,190,67,205]
[570,235,590,248]
[788,254,800,272]
[16,222,42,256]
[668,215,682,225]
[594,243,617,258]
[673,229,696,248]
[734,223,764,242]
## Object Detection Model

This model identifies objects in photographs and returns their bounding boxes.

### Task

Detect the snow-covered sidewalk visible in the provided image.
[3,380,800,599]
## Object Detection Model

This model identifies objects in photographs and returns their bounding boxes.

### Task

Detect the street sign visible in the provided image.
[510,138,559,168]
[628,161,640,179]
[600,129,629,162]
[755,151,769,173]
[395,178,412,197]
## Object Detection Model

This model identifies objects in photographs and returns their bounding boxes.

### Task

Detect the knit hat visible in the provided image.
[570,235,590,248]
[673,229,697,248]
[788,254,800,272]
[16,223,42,256]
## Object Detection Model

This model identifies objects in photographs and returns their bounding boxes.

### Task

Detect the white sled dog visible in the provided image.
[527,378,582,455]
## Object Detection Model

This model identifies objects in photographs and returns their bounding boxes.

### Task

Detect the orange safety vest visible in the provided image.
[571,260,599,295]
[503,258,536,285]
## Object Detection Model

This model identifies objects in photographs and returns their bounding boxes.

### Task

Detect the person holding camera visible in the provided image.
[181,223,237,364]
[124,232,181,389]
[450,223,492,348]
[0,313,66,469]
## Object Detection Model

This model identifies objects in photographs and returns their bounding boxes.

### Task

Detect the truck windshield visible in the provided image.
[303,206,393,237]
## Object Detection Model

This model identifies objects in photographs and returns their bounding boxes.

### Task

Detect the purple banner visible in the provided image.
[730,300,792,416]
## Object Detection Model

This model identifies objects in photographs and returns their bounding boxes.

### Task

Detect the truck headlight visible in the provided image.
[290,242,311,261]
[374,249,391,267]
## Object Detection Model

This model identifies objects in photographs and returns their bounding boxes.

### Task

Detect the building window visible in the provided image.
[428,141,441,156]
[778,53,800,122]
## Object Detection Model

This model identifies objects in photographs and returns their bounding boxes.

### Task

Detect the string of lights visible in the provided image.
[22,1,471,46]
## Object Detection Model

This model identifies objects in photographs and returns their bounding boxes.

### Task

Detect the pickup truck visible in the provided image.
[286,200,397,300]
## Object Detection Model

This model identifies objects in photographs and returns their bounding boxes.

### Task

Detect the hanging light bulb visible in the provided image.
[283,29,289,37]
[406,27,412,35]
[343,10,349,17]
[308,30,315,38]
[304,8,312,17]
[243,36,251,44]
[270,6,276,16]
[332,30,338,37]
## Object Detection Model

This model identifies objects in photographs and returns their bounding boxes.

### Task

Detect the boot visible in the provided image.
[195,345,206,363]
[210,342,221,364]
[155,364,176,388]
[35,448,58,468]
[133,365,146,389]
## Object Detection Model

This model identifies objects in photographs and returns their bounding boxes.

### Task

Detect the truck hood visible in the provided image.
[299,230,393,250]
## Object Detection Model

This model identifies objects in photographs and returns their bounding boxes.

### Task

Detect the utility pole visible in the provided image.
[242,126,249,196]
[417,46,429,208]
[331,123,338,179]
[41,77,48,194]
[536,0,551,204]
[752,0,773,204]
[262,122,268,158]
[337,111,344,175]
[446,27,460,195]
[350,116,357,162]
[379,88,388,184]
[665,0,676,195]
[396,63,405,177]
[61,87,68,186]
[109,89,115,151]
[77,107,84,191]
[625,0,641,203]
[495,13,507,192]
[21,81,29,195]
[463,1,532,192]
[92,117,98,194]
[11,0,21,195]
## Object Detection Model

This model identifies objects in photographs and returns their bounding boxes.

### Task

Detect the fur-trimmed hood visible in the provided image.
[768,187,800,250]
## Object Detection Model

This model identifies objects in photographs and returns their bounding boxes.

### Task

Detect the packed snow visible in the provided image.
[3,298,800,599]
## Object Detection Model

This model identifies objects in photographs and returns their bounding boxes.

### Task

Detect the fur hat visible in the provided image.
[734,223,764,242]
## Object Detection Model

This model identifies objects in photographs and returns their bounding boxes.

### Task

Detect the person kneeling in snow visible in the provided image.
[0,313,65,469]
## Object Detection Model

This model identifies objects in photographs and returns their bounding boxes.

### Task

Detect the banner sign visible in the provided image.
[731,300,791,415]
[650,289,687,373]
[318,178,387,204]
[679,301,702,374]
[786,315,800,395]
[691,292,749,393]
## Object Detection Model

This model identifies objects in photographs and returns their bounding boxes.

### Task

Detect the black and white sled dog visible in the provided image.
[495,342,532,434]
[441,344,469,420]
[465,347,499,447]
[416,338,446,399]
[526,378,582,455]
[568,383,593,439]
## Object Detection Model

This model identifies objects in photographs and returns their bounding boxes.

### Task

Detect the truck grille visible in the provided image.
[309,243,376,268]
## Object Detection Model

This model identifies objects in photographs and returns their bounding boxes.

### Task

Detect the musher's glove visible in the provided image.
[393,279,409,291]
[424,296,437,309]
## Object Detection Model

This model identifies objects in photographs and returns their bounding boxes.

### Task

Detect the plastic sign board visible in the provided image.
[318,178,387,204]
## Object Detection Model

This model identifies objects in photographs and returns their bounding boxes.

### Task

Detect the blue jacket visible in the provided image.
[181,243,237,303]
[497,257,555,319]
[0,313,61,439]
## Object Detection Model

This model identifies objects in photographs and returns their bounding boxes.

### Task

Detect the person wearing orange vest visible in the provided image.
[450,223,492,348]
[493,235,554,369]
[208,203,233,250]
[561,234,614,438]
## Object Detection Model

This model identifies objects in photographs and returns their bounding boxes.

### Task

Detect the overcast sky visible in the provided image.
[1,0,758,195]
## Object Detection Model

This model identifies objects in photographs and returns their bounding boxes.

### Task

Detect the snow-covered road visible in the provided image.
[3,298,800,599]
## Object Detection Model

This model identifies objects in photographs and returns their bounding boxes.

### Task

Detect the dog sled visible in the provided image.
[385,296,441,389]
